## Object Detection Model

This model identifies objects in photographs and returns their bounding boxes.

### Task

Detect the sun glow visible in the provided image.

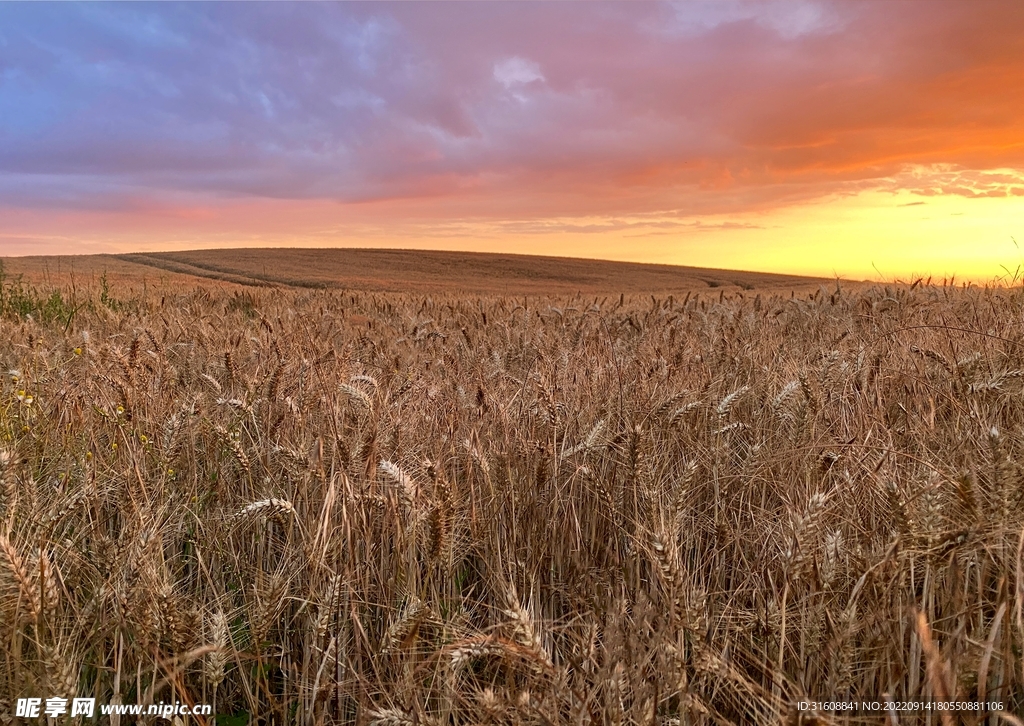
[663,188,1024,282]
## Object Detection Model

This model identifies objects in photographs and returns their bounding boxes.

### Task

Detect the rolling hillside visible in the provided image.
[2,248,840,296]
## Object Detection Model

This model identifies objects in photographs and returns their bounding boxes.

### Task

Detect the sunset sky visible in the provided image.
[2,1,1023,280]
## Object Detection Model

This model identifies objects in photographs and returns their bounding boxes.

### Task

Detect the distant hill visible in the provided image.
[2,247,842,295]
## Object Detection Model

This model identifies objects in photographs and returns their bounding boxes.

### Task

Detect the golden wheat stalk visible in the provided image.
[379,460,419,510]
[383,596,427,654]
[367,708,415,726]
[204,609,229,690]
[504,590,553,669]
[233,498,295,526]
[0,533,40,623]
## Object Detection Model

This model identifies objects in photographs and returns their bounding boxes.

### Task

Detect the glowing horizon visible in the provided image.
[2,1,1023,281]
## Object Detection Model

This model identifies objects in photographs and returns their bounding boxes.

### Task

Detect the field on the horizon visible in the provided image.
[0,257,1022,725]
[2,248,838,297]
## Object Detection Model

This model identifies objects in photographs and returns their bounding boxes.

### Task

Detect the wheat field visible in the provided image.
[1,267,1022,725]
